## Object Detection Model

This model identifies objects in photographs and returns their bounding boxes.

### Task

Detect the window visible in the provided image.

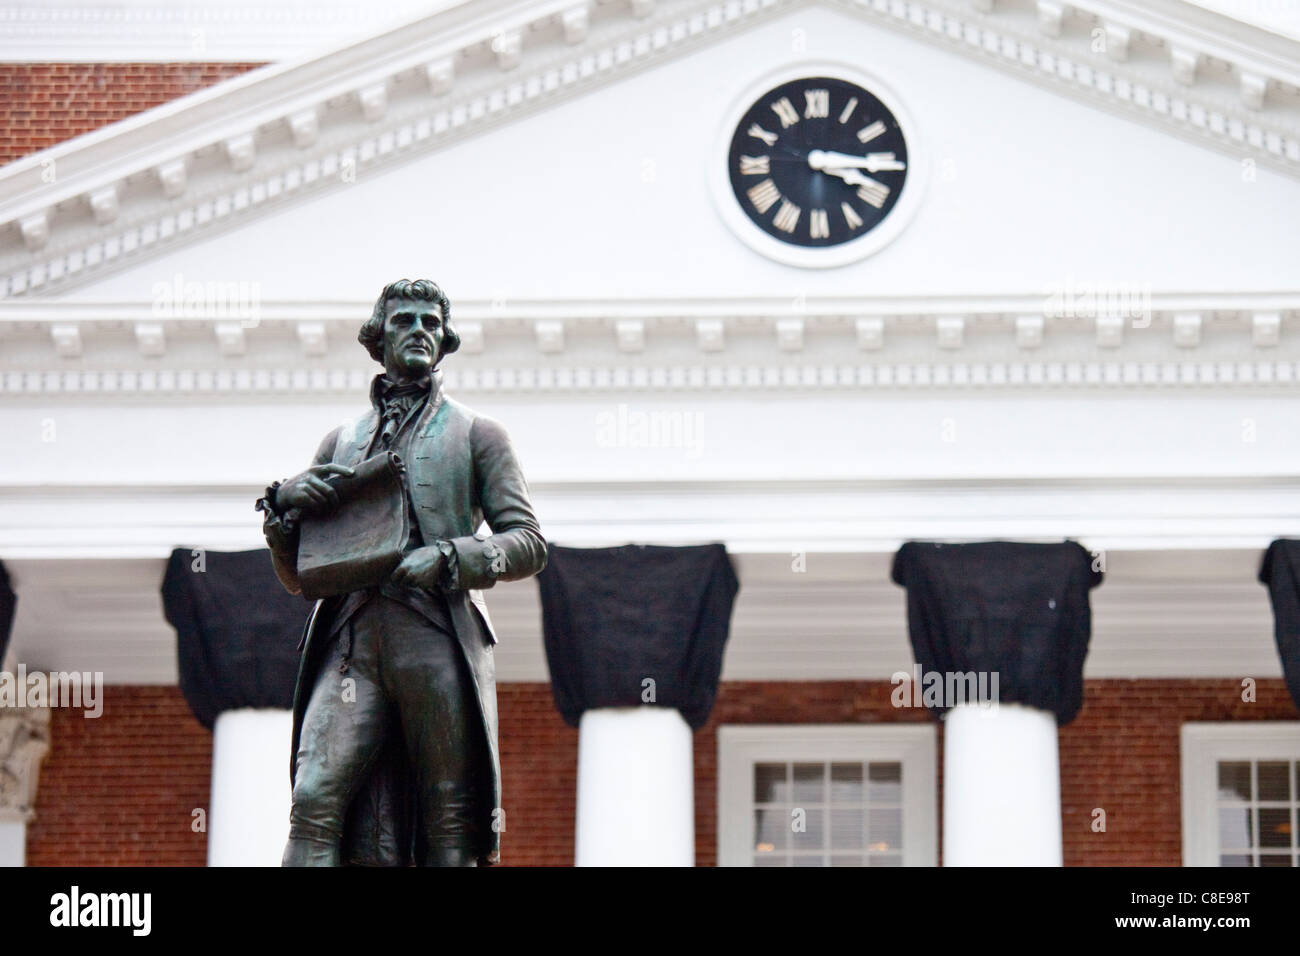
[1181,723,1300,867]
[717,725,937,867]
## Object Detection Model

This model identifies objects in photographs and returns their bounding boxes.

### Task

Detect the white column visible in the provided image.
[207,707,293,866]
[942,701,1063,866]
[0,814,26,867]
[575,707,694,866]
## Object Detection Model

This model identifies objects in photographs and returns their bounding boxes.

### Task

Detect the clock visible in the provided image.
[714,65,923,268]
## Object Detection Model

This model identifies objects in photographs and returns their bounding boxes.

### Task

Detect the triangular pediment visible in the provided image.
[1,0,1299,298]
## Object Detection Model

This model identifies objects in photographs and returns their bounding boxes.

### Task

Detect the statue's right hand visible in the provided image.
[274,463,356,515]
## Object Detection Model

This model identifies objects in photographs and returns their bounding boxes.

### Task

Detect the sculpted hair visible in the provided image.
[358,278,460,364]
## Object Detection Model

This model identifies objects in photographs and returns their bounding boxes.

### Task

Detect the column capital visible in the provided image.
[0,705,51,821]
[538,543,739,730]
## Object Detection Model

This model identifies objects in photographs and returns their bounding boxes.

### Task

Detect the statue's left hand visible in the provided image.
[390,545,447,591]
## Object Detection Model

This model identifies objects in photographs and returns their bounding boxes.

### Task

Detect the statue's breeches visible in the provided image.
[283,594,486,866]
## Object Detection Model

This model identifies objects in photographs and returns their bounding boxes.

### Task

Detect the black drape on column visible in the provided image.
[537,543,740,730]
[1256,540,1300,711]
[890,540,1103,725]
[0,560,15,666]
[161,548,309,730]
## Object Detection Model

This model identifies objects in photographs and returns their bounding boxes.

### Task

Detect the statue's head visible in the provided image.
[358,278,461,379]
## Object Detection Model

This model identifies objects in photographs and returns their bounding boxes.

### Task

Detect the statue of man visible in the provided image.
[256,279,546,866]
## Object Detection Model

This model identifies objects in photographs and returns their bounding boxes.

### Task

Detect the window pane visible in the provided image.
[830,763,864,804]
[792,763,824,804]
[1258,762,1291,802]
[1258,808,1292,849]
[1258,853,1294,867]
[869,807,903,852]
[871,854,903,867]
[1217,761,1252,801]
[1218,807,1253,849]
[830,809,864,849]
[755,808,787,853]
[754,854,787,867]
[791,809,823,850]
[868,762,902,802]
[791,854,825,867]
[754,763,788,804]
[830,854,863,867]
[1218,854,1252,867]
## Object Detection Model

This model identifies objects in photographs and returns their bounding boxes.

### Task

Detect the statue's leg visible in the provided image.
[283,618,390,866]
[381,601,485,867]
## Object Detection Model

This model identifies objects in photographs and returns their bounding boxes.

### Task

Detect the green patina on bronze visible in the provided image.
[256,279,546,867]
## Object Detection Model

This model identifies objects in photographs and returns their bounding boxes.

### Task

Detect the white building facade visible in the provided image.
[1,0,1299,866]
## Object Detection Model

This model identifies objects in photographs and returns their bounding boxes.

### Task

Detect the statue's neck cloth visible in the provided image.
[371,371,439,449]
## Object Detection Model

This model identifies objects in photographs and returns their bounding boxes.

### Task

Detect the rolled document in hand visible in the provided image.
[296,451,409,600]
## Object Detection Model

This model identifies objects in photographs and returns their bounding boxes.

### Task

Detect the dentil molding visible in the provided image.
[0,293,1297,394]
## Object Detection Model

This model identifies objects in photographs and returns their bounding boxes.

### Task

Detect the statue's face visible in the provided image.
[381,297,444,380]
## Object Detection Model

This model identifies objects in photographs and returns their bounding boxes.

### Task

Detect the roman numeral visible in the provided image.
[857,119,886,143]
[771,96,799,128]
[739,155,770,175]
[773,200,801,233]
[748,123,778,146]
[810,208,830,239]
[804,89,829,118]
[857,181,890,208]
[841,201,864,230]
[747,178,781,214]
[839,97,858,124]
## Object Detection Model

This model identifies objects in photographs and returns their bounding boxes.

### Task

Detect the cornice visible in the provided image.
[1,0,1298,297]
[1,292,1296,394]
[2,476,1298,558]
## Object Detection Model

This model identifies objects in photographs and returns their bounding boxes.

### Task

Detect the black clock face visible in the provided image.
[727,76,909,248]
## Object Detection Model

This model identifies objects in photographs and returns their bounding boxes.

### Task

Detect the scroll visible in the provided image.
[296,452,409,600]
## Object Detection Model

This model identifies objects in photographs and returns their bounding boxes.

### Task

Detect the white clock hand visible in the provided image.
[808,149,907,173]
[818,165,887,191]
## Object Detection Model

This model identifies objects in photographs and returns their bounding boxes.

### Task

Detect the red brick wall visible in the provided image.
[24,679,1298,866]
[496,683,579,865]
[0,63,264,165]
[1058,679,1297,866]
[25,686,212,867]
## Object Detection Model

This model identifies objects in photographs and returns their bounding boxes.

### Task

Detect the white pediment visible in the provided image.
[32,3,1299,304]
[2,0,1299,299]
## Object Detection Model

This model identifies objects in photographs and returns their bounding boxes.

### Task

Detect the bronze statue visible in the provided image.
[256,279,546,866]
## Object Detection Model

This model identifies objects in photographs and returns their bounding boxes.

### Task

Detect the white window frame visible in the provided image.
[1180,722,1300,867]
[717,724,938,867]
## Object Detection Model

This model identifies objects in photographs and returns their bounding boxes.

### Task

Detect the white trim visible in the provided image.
[716,723,937,866]
[7,358,1300,396]
[2,292,1297,392]
[1180,721,1300,867]
[4,479,1300,560]
[709,60,928,268]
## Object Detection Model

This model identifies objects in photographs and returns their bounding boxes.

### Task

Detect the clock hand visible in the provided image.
[808,149,906,173]
[818,165,889,191]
